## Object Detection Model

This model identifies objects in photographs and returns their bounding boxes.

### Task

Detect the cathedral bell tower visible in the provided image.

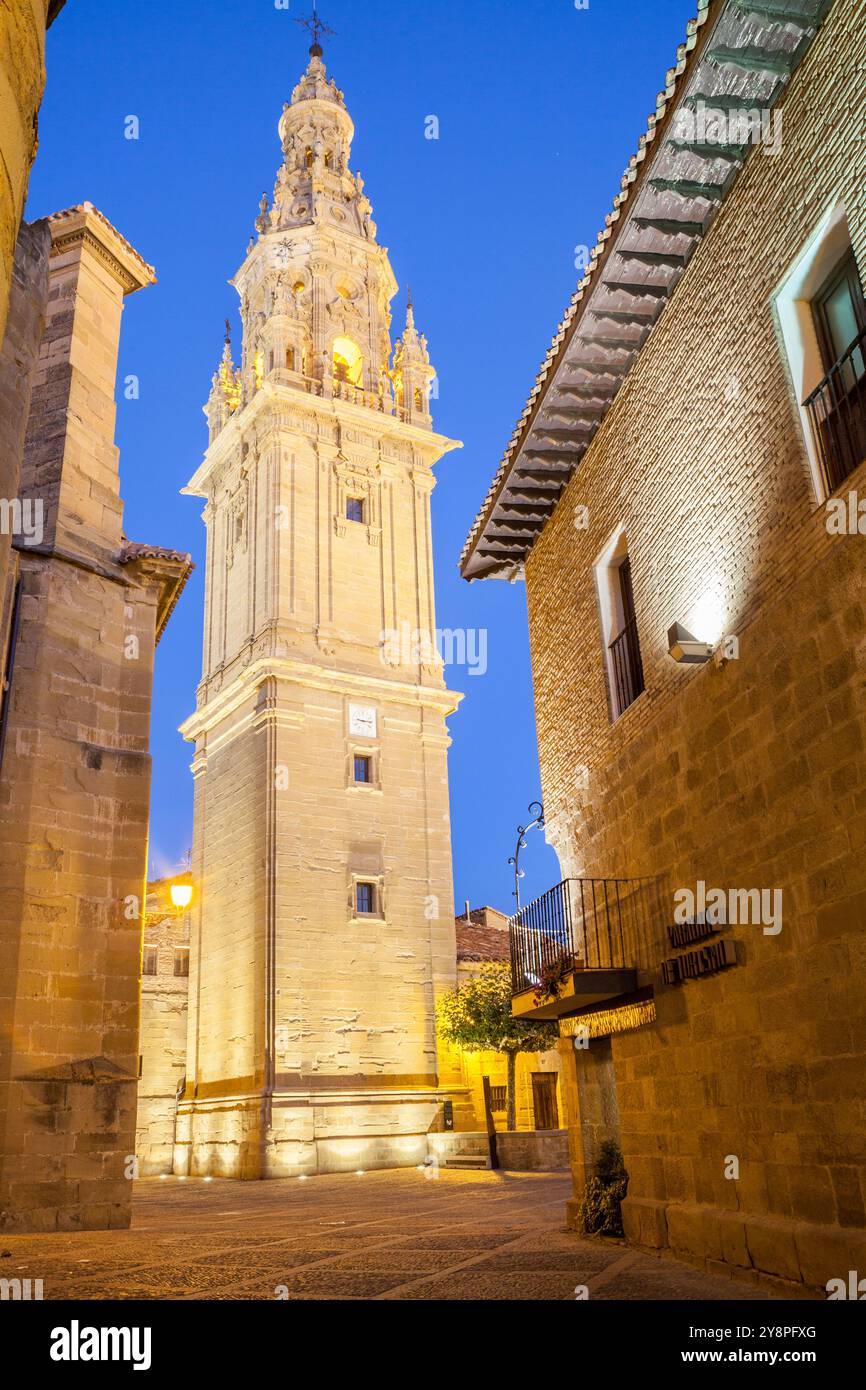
[177,39,466,1177]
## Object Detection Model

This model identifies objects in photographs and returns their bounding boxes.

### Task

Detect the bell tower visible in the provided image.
[177,38,466,1177]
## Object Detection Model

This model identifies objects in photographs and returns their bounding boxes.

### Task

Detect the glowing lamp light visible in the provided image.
[170,882,193,910]
[689,589,726,647]
[667,622,713,665]
[355,1170,366,1176]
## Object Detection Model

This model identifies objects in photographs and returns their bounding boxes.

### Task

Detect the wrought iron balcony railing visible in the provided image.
[803,326,866,496]
[609,616,644,719]
[508,877,657,999]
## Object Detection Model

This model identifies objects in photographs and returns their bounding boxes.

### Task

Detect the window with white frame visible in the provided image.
[594,529,645,722]
[774,202,866,499]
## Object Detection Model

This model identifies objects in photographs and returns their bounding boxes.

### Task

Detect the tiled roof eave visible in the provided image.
[459,0,834,581]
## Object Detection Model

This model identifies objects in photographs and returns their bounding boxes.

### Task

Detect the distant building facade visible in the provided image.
[135,877,191,1176]
[462,0,866,1293]
[454,908,562,1135]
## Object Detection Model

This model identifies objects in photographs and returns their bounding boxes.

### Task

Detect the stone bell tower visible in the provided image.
[176,40,467,1178]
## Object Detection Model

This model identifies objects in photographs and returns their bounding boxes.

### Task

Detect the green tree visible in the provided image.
[436,962,558,1131]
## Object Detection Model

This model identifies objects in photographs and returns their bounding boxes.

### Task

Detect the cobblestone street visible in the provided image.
[1,1169,777,1301]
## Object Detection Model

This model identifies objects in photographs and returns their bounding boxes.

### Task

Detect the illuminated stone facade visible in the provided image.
[176,45,468,1178]
[462,0,866,1293]
[0,1,65,707]
[0,2,64,347]
[135,878,191,1177]
[454,908,563,1135]
[0,205,191,1231]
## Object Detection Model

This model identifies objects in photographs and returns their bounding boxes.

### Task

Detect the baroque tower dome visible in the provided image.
[205,46,436,434]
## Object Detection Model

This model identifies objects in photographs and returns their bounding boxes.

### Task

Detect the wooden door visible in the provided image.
[531,1072,559,1130]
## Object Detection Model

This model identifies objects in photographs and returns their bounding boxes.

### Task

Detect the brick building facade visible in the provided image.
[462,0,866,1293]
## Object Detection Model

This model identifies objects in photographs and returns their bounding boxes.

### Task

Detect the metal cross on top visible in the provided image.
[295,2,336,54]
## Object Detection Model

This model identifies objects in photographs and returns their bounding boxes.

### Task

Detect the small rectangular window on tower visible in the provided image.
[143,946,158,976]
[174,948,190,978]
[356,881,375,915]
[346,496,365,524]
[353,755,372,784]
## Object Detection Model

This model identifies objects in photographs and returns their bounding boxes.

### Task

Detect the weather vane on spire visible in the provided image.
[295,2,335,56]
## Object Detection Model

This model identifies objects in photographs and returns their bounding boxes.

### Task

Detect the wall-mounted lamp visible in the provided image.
[170,882,193,910]
[667,622,713,665]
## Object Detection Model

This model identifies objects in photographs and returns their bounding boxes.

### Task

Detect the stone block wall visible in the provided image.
[523,0,866,1291]
[0,206,189,1231]
[0,219,50,726]
[0,2,53,348]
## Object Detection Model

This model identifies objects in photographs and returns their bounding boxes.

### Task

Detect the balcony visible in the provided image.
[609,616,644,719]
[509,878,652,1019]
[803,326,866,495]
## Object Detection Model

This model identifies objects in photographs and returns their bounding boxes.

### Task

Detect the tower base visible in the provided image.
[173,1087,474,1179]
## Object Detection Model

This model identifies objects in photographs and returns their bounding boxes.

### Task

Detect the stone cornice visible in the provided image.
[47,203,156,295]
[183,380,460,497]
[179,655,463,744]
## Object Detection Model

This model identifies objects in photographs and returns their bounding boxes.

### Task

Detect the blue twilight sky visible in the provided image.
[27,0,689,913]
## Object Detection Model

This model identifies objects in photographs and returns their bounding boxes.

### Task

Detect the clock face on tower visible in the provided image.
[348,704,377,738]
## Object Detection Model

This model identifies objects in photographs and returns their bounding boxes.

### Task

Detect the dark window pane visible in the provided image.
[807,252,866,492]
[174,950,190,978]
[346,497,365,523]
[354,755,371,783]
[489,1085,507,1112]
[356,882,375,914]
[609,557,645,718]
[143,947,158,976]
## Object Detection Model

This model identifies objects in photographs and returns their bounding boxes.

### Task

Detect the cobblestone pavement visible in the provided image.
[1,1169,774,1301]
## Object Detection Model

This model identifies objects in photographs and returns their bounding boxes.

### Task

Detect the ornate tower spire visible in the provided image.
[206,41,405,416]
[392,293,436,426]
[293,2,335,59]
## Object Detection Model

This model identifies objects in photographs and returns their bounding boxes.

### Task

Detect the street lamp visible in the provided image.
[508,801,545,913]
[170,882,193,910]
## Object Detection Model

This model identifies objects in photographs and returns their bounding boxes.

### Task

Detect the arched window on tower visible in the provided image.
[413,387,424,411]
[332,336,363,388]
[285,346,296,372]
[304,147,314,169]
